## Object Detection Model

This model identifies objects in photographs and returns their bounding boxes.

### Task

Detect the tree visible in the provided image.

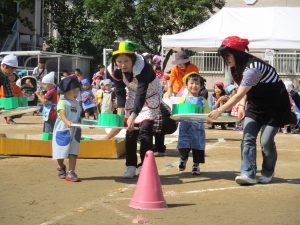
[44,0,96,56]
[85,0,225,53]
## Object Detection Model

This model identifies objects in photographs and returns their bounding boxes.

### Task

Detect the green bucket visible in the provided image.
[0,97,28,109]
[98,114,124,127]
[42,132,53,140]
[172,104,202,114]
[0,97,19,110]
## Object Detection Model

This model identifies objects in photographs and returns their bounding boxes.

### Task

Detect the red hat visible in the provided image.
[222,36,249,52]
[214,81,224,89]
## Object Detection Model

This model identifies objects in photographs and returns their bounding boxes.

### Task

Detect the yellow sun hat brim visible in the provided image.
[182,72,201,85]
[112,41,138,56]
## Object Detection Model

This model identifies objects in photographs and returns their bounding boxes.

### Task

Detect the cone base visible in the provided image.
[129,200,167,210]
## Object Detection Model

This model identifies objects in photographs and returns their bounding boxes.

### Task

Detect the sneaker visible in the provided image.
[154,152,166,157]
[258,174,273,184]
[57,165,66,179]
[178,159,187,171]
[235,175,257,185]
[65,170,81,182]
[191,165,201,175]
[123,166,136,178]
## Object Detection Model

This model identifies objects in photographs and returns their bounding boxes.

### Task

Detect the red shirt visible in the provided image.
[45,89,58,120]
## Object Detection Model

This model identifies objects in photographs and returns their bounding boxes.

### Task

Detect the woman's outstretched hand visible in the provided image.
[208,109,221,120]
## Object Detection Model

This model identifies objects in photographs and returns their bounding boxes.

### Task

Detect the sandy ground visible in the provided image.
[0,114,300,225]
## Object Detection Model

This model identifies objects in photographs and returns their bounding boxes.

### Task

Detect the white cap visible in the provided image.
[42,71,55,84]
[1,54,18,68]
[142,52,150,57]
[102,79,112,86]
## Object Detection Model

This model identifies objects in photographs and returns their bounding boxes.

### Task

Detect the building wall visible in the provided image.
[225,0,300,7]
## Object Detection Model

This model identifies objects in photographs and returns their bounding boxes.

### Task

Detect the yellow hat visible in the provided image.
[182,72,202,85]
[112,41,138,56]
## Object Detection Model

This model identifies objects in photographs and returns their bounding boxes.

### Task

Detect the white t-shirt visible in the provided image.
[33,67,47,80]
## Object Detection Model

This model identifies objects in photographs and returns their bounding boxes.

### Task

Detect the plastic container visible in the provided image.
[0,97,28,109]
[18,97,28,107]
[0,97,20,109]
[81,137,94,140]
[42,132,52,140]
[172,104,202,115]
[98,114,124,127]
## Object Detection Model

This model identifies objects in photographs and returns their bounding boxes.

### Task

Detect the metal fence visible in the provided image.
[190,52,224,74]
[190,51,300,76]
[273,52,300,75]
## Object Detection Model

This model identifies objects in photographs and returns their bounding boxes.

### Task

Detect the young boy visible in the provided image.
[177,72,210,175]
[36,72,58,133]
[79,79,97,119]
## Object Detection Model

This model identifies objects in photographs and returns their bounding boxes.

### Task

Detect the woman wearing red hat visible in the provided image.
[208,36,295,185]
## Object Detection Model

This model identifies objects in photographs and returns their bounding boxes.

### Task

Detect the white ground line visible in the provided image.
[39,141,232,225]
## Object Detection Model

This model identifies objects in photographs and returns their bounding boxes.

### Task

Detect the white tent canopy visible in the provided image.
[161,7,300,51]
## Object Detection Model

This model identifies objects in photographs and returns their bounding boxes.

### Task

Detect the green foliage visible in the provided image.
[44,0,97,56]
[85,0,225,54]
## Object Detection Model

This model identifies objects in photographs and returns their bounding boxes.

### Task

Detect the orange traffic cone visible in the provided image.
[129,150,167,210]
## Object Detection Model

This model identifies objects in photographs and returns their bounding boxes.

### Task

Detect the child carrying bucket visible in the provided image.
[177,72,210,175]
[52,76,82,182]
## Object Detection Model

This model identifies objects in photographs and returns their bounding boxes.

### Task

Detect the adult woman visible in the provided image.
[208,36,294,185]
[166,51,199,97]
[208,81,228,129]
[105,41,162,178]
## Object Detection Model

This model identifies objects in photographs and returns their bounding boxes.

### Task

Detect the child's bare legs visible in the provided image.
[68,154,77,171]
[57,159,66,179]
[65,155,80,182]
[57,159,65,168]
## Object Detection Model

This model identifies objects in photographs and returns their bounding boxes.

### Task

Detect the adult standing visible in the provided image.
[0,54,17,98]
[32,59,47,81]
[208,36,295,185]
[105,41,162,178]
[166,51,199,97]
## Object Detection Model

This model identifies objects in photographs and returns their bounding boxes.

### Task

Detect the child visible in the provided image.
[52,76,82,182]
[225,84,243,131]
[79,79,97,119]
[21,78,37,106]
[4,72,23,124]
[97,79,116,114]
[92,74,102,95]
[36,72,58,133]
[177,72,210,175]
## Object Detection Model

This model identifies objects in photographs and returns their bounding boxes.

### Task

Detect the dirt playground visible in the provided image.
[0,114,299,225]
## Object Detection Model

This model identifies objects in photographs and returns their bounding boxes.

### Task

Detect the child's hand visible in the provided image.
[66,120,72,128]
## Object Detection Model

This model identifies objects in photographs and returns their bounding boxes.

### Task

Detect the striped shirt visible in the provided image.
[241,61,280,87]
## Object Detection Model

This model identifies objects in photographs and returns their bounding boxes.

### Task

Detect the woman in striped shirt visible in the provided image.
[208,36,294,185]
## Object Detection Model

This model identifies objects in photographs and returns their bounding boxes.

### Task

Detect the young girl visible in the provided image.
[79,79,97,119]
[208,36,294,185]
[52,76,82,182]
[177,72,210,175]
